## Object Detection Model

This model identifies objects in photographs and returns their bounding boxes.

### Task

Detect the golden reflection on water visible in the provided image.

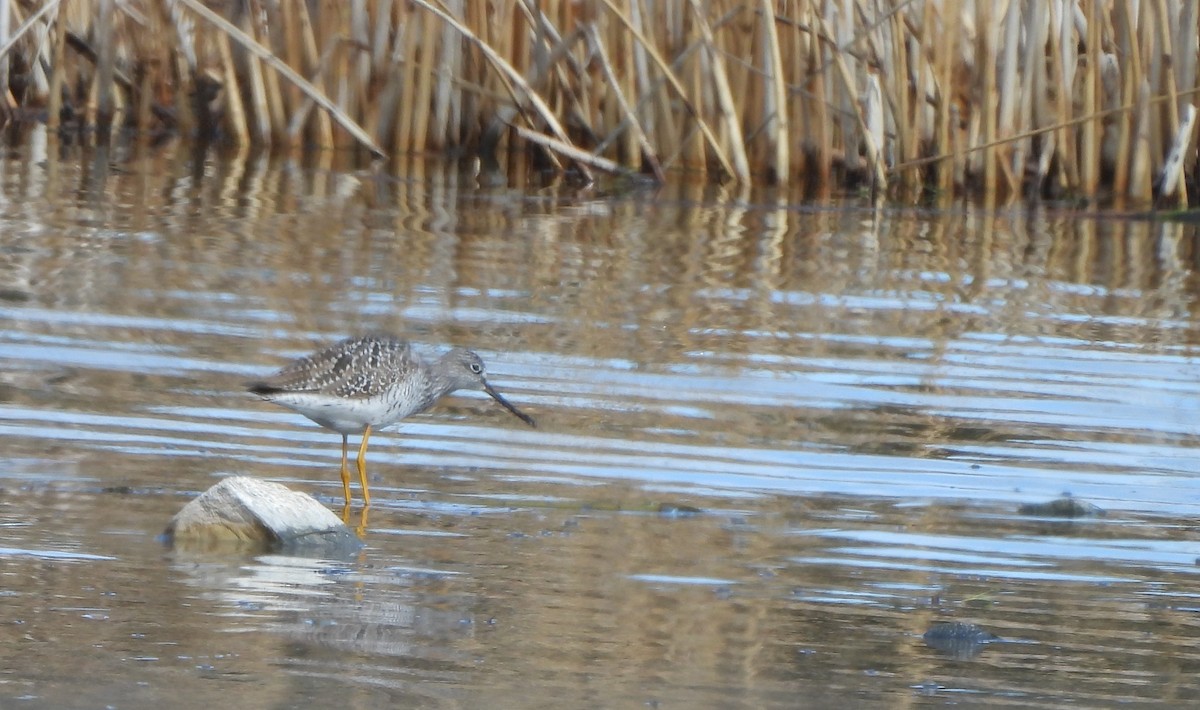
[2,141,1200,707]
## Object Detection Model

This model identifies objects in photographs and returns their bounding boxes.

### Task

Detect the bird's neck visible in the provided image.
[428,354,465,399]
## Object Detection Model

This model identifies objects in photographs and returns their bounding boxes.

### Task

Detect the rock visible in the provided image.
[657,503,704,517]
[164,476,361,552]
[1018,496,1105,518]
[923,622,1001,658]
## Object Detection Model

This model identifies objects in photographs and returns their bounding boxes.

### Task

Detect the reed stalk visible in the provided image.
[46,0,66,133]
[241,1,270,145]
[586,22,664,181]
[687,0,748,181]
[1162,104,1197,204]
[1080,0,1100,196]
[0,0,10,115]
[759,0,787,184]
[933,0,960,194]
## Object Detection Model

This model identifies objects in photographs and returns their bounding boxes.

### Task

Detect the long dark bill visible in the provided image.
[484,383,536,427]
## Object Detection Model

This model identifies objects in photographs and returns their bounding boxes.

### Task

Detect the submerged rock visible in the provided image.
[657,503,704,517]
[923,622,1001,659]
[1018,496,1105,518]
[164,476,361,552]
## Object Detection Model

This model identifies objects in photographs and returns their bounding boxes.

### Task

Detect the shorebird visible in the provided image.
[247,334,535,506]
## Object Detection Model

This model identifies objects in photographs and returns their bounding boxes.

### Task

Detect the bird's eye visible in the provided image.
[470,362,483,374]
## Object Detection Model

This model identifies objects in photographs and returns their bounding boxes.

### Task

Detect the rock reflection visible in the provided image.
[170,549,477,666]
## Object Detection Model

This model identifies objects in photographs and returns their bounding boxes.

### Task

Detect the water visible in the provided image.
[2,142,1200,708]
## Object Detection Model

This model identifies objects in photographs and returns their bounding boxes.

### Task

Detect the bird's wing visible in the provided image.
[252,335,418,398]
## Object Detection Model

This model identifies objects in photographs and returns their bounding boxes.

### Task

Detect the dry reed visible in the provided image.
[0,0,1197,204]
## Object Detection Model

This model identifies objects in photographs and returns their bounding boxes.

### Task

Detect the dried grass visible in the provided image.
[0,0,1195,203]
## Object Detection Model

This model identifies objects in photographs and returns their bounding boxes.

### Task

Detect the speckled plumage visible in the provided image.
[255,334,419,399]
[248,334,535,507]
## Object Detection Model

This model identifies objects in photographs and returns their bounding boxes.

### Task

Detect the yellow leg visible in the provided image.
[339,503,368,537]
[356,424,373,506]
[339,434,352,506]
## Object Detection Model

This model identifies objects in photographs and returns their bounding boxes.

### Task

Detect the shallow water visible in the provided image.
[3,141,1200,708]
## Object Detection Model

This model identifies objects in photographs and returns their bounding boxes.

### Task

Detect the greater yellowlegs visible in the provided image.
[247,334,535,506]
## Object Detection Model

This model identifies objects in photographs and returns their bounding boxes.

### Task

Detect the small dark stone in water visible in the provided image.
[923,622,1000,659]
[1018,497,1105,518]
[923,622,998,643]
[657,503,703,517]
[0,288,32,302]
[102,486,136,495]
